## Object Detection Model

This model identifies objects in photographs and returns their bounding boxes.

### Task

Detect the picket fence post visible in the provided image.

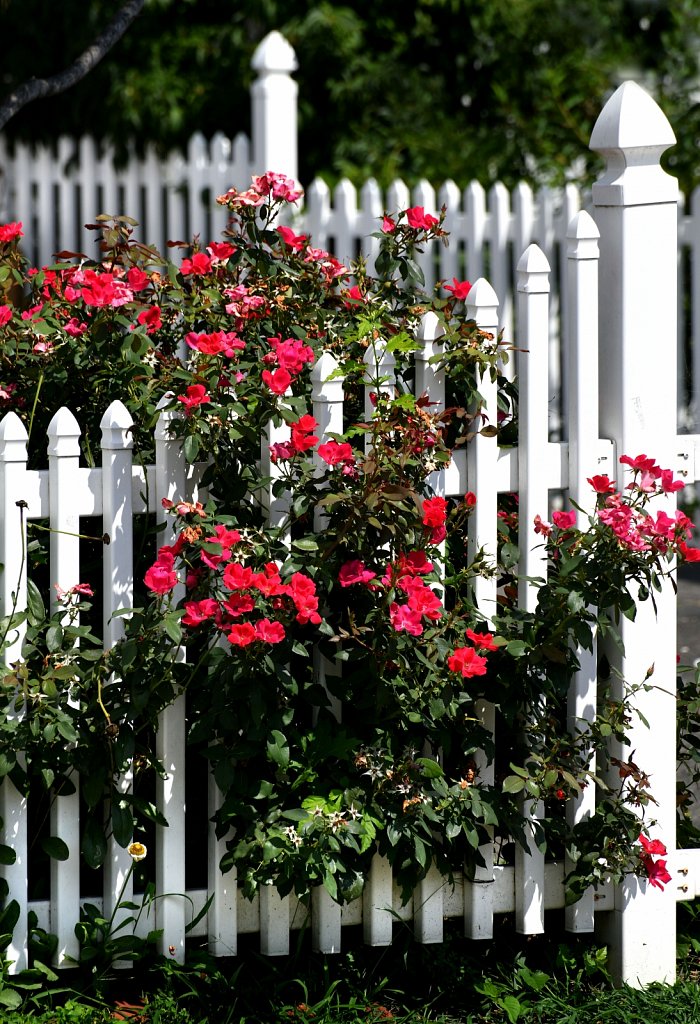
[47,408,82,966]
[463,278,499,941]
[564,210,600,936]
[0,413,29,971]
[251,31,298,182]
[591,80,678,987]
[515,244,550,936]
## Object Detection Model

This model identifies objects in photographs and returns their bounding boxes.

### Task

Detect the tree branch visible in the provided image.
[0,0,145,132]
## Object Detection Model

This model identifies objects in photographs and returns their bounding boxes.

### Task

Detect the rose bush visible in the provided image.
[0,173,695,937]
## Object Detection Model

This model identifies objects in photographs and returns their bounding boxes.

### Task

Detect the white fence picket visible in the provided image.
[311,886,342,953]
[463,278,500,940]
[47,408,82,966]
[100,401,137,946]
[207,777,238,956]
[515,244,551,935]
[154,401,188,963]
[0,413,30,972]
[362,854,393,946]
[564,211,601,934]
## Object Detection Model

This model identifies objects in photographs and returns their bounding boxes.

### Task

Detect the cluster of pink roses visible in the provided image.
[381,206,440,233]
[338,548,443,638]
[336,546,496,676]
[144,499,322,649]
[261,334,316,395]
[535,453,700,560]
[216,171,303,210]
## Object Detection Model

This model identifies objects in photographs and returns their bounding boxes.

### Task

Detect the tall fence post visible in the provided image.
[590,80,678,987]
[250,31,298,182]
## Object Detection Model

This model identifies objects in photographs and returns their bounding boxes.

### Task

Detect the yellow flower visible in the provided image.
[128,841,147,862]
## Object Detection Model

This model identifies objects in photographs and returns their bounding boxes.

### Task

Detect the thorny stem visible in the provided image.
[0,500,27,654]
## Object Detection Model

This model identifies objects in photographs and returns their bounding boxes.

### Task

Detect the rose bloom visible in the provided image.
[405,206,438,231]
[422,497,448,528]
[445,278,472,301]
[447,646,488,678]
[0,222,23,242]
[338,560,376,587]
[227,622,257,647]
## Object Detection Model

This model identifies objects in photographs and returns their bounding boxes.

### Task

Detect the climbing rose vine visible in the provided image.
[0,175,693,923]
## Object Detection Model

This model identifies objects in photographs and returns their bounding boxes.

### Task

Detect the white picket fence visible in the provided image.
[2,79,700,989]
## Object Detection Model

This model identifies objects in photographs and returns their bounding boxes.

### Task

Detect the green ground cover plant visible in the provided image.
[5,918,700,1022]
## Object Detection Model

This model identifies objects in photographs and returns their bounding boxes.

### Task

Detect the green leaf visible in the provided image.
[292,538,319,552]
[0,846,16,866]
[566,590,586,614]
[416,757,444,779]
[56,719,78,744]
[183,434,200,463]
[501,994,523,1023]
[0,989,22,1010]
[506,640,528,657]
[502,776,526,794]
[501,542,519,568]
[45,623,64,653]
[26,579,45,625]
[41,836,70,861]
[112,800,133,848]
[163,614,182,645]
[267,730,290,769]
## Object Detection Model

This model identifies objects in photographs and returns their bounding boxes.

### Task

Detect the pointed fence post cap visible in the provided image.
[590,81,677,206]
[311,351,344,402]
[48,406,81,457]
[516,244,551,293]
[0,410,28,462]
[566,210,600,259]
[466,278,499,322]
[251,31,298,74]
[100,400,134,450]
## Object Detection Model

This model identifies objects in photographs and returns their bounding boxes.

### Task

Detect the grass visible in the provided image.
[6,911,700,1023]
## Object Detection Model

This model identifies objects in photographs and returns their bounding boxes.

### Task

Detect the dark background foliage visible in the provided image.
[2,0,700,191]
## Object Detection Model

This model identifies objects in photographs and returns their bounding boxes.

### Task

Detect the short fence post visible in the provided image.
[250,31,298,182]
[590,80,678,986]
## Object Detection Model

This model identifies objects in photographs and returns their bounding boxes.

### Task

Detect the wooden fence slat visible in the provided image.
[154,400,188,963]
[413,180,437,291]
[413,863,444,944]
[0,412,30,972]
[47,408,82,966]
[362,854,393,946]
[259,885,290,955]
[515,244,551,936]
[100,401,136,948]
[312,886,342,953]
[463,278,500,940]
[207,774,237,956]
[564,211,601,934]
